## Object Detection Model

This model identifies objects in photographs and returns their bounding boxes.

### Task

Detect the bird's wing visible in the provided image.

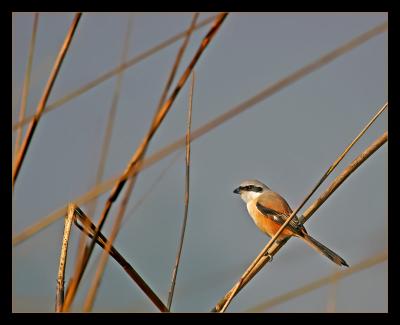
[255,199,303,235]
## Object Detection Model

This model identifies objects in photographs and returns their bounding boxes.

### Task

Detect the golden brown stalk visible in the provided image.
[12,14,216,131]
[217,101,387,312]
[12,21,387,248]
[82,175,138,312]
[302,131,388,223]
[244,251,387,312]
[326,266,340,313]
[123,151,183,225]
[55,204,75,312]
[86,15,133,218]
[167,71,195,311]
[213,131,388,312]
[155,13,199,115]
[72,206,168,312]
[82,14,200,312]
[71,16,135,307]
[12,13,82,186]
[62,13,228,312]
[14,13,39,165]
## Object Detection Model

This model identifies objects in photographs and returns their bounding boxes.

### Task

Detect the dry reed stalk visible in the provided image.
[72,206,168,312]
[73,153,182,301]
[86,14,134,219]
[12,15,216,131]
[12,13,82,186]
[302,132,388,223]
[14,13,39,166]
[325,266,340,313]
[55,204,75,312]
[11,21,387,248]
[123,151,183,225]
[72,16,134,287]
[82,175,138,312]
[12,54,53,113]
[213,131,388,312]
[82,14,200,312]
[217,103,388,311]
[62,13,228,311]
[167,71,195,311]
[244,251,388,312]
[155,13,199,115]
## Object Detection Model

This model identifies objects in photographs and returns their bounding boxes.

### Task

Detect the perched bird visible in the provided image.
[233,179,348,267]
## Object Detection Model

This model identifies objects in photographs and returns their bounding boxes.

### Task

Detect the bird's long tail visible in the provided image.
[300,233,349,267]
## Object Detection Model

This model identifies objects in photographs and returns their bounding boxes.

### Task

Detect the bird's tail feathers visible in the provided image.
[301,233,349,267]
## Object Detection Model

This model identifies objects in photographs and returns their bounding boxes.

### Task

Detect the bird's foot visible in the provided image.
[264,252,273,262]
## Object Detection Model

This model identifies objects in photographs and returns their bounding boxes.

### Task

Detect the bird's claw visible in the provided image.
[264,253,273,262]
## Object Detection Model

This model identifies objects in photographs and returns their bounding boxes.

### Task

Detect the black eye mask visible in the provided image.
[241,185,263,193]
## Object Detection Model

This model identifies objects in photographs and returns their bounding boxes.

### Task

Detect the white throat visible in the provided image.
[240,190,263,203]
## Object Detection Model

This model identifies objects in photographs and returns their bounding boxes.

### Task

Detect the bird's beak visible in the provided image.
[233,187,241,194]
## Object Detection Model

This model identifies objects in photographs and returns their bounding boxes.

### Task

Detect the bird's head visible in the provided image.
[233,179,270,203]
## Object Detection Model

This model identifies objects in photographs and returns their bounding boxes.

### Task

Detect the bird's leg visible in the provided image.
[298,214,305,225]
[263,237,290,262]
[263,252,273,262]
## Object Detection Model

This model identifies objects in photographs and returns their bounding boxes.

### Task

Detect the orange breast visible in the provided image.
[247,200,294,239]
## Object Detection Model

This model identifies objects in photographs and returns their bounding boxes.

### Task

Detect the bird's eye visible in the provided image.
[243,185,263,192]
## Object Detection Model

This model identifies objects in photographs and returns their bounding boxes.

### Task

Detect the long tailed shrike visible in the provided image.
[233,179,348,267]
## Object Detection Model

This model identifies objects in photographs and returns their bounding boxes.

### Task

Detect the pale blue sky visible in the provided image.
[12,12,387,312]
